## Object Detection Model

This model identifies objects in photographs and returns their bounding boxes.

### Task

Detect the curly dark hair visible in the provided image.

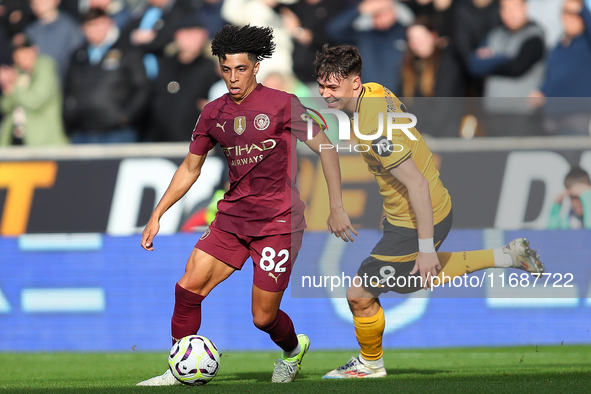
[314,44,362,82]
[211,24,275,64]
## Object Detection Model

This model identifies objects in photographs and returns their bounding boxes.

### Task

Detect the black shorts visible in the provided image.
[357,209,453,296]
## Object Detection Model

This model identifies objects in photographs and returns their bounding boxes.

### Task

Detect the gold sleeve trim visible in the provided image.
[370,252,418,263]
[384,151,412,170]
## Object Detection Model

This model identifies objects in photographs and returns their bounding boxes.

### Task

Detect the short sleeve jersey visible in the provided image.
[190,84,319,236]
[353,83,452,229]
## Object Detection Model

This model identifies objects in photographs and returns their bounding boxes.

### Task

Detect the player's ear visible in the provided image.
[253,61,260,76]
[352,75,361,90]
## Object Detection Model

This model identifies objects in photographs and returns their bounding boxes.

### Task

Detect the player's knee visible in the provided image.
[346,293,377,313]
[252,311,276,330]
[177,274,205,294]
[347,297,368,312]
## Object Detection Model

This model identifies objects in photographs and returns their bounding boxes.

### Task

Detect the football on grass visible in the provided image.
[168,335,220,385]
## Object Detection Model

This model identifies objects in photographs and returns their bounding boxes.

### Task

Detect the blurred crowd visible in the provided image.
[0,0,590,146]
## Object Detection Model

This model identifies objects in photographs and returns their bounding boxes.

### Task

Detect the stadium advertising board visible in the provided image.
[1,143,591,234]
[0,229,589,351]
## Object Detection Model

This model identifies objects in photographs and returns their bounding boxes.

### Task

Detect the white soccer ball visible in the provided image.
[168,335,221,385]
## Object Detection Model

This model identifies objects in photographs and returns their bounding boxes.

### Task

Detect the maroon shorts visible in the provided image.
[195,226,304,292]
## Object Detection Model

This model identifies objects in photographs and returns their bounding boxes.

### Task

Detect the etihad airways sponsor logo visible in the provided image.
[221,139,278,167]
[222,139,277,157]
[231,155,264,167]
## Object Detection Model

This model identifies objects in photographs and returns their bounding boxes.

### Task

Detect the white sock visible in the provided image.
[283,342,301,359]
[493,246,512,268]
[359,354,384,369]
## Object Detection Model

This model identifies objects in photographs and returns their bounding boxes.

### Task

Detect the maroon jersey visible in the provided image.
[190,84,319,236]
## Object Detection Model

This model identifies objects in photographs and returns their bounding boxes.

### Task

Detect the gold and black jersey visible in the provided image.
[353,83,452,229]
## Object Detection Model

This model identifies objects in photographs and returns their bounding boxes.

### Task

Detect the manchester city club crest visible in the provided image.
[234,116,246,135]
[254,114,270,130]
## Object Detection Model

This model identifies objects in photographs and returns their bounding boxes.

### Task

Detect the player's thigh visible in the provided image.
[358,257,421,296]
[357,213,453,296]
[179,227,250,295]
[358,221,421,296]
[371,210,453,258]
[249,231,304,293]
[178,248,235,296]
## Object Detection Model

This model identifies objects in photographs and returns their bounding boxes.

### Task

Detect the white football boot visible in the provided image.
[272,334,310,383]
[136,368,181,386]
[503,238,545,274]
[323,356,387,379]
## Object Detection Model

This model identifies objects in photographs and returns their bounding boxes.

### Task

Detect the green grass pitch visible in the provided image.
[1,346,590,393]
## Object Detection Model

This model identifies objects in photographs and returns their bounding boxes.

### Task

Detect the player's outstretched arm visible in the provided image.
[305,130,359,242]
[389,158,440,288]
[141,152,207,251]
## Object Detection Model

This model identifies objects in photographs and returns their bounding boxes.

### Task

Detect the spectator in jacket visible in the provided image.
[327,0,407,93]
[24,0,84,84]
[529,0,591,135]
[0,35,67,145]
[548,167,591,229]
[438,0,501,96]
[148,14,217,142]
[64,8,150,143]
[123,0,197,79]
[468,0,545,136]
[279,0,342,85]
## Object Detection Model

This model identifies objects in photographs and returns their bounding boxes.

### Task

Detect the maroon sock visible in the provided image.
[170,283,205,345]
[259,309,298,352]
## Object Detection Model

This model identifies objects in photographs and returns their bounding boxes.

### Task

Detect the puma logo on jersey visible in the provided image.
[216,121,226,132]
[268,272,282,283]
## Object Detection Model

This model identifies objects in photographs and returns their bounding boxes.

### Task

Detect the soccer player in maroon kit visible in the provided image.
[136,25,357,386]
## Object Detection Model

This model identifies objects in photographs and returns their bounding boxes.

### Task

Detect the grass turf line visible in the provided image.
[1,345,590,393]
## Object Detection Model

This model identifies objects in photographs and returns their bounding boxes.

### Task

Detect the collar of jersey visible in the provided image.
[354,85,367,116]
[227,83,263,107]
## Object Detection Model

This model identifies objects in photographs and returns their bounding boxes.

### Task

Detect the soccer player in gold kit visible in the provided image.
[314,44,545,379]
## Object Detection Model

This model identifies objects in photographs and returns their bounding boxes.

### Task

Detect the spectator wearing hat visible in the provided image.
[63,8,150,143]
[24,0,84,84]
[148,14,218,142]
[0,36,67,145]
